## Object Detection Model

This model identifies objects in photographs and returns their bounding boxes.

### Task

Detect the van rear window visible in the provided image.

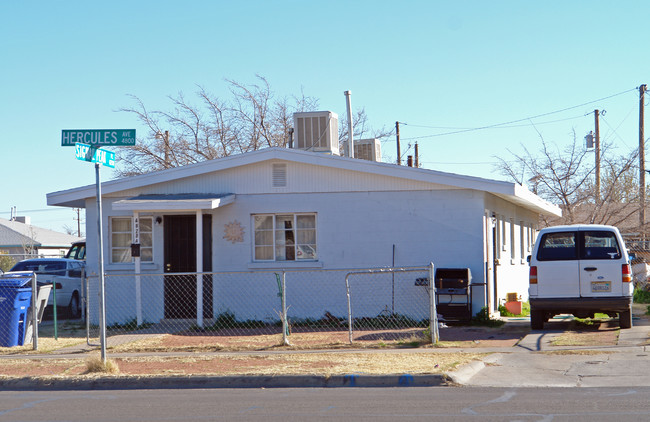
[582,231,621,260]
[537,232,577,261]
[537,230,622,261]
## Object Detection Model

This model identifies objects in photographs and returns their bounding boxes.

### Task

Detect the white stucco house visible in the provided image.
[46,112,561,325]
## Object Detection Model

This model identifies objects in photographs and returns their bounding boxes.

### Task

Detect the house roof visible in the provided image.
[46,147,561,217]
[0,217,82,249]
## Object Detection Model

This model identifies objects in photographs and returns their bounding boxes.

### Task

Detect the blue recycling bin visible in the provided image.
[0,276,33,347]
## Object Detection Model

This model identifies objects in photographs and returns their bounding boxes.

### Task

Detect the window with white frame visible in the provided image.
[110,216,153,263]
[253,213,317,261]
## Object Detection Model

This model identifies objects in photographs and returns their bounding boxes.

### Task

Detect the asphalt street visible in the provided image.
[3,387,650,422]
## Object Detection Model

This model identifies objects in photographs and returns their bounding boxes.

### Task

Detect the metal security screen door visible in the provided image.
[164,215,213,319]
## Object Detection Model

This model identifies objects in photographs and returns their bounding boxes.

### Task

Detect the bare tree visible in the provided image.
[338,108,395,149]
[116,76,321,177]
[496,132,643,231]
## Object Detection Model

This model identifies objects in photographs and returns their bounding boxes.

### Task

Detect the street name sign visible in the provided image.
[75,143,115,168]
[62,129,136,146]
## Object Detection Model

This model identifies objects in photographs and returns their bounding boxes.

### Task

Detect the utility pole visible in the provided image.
[395,121,401,165]
[594,110,601,203]
[156,130,170,168]
[640,84,647,240]
[74,208,82,237]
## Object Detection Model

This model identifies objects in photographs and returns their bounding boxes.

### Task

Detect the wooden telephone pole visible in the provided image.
[640,84,647,239]
[594,110,601,202]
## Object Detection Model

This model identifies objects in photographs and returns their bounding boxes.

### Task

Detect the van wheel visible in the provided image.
[619,306,633,329]
[530,309,545,330]
[68,292,81,319]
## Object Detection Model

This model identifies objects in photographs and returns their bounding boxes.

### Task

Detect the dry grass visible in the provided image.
[113,351,485,376]
[0,351,485,378]
[541,350,614,356]
[550,319,619,347]
[0,321,88,355]
[85,356,120,374]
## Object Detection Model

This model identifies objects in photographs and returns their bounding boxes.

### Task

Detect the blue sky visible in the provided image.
[1,1,647,233]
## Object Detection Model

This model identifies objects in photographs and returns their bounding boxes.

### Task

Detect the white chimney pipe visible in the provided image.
[344,90,354,158]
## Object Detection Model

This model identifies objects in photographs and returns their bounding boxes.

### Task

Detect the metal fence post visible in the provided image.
[281,271,290,346]
[31,272,38,351]
[345,273,353,344]
[429,262,439,344]
[86,274,92,346]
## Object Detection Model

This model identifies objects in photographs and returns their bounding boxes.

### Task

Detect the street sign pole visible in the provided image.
[65,129,134,365]
[95,162,107,364]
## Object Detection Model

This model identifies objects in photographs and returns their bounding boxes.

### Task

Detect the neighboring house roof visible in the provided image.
[47,147,562,217]
[0,217,82,249]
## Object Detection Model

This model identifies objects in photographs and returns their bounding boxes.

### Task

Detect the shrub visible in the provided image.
[634,288,650,304]
[471,307,505,327]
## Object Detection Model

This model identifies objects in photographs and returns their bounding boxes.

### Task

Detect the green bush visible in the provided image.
[0,254,16,272]
[634,288,650,303]
[471,307,505,327]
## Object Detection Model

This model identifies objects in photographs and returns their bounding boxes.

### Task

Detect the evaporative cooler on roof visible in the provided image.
[293,111,339,155]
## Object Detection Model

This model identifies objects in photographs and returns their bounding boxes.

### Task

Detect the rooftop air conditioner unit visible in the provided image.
[293,111,339,155]
[342,138,382,162]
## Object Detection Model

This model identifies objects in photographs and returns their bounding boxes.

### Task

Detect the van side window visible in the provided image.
[582,231,621,260]
[537,232,577,261]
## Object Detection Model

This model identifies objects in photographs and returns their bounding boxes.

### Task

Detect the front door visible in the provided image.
[164,214,212,319]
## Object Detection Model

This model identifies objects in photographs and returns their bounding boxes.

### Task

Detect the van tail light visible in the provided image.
[622,264,632,283]
[529,266,538,285]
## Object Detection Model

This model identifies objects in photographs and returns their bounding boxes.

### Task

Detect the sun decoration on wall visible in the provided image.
[223,220,245,244]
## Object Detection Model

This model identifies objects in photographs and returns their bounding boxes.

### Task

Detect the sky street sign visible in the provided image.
[75,143,115,168]
[62,129,136,146]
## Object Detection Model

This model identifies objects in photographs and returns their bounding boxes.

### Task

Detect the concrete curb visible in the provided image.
[0,373,448,391]
[445,360,485,385]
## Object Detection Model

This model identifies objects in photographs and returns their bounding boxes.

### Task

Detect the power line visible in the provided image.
[403,114,585,131]
[401,87,637,141]
[0,208,61,215]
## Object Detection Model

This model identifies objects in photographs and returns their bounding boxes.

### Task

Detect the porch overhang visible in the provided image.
[112,193,235,212]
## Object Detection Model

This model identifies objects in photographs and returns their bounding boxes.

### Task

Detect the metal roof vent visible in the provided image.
[272,163,287,187]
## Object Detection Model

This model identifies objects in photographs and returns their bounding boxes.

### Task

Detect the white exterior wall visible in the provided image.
[484,193,539,309]
[83,189,490,324]
[210,189,485,271]
[76,158,549,324]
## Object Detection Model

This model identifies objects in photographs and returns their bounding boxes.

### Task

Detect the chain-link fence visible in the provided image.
[83,266,438,351]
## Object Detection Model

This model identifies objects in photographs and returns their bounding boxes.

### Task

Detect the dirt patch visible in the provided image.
[550,319,620,347]
[106,324,530,353]
[0,352,485,378]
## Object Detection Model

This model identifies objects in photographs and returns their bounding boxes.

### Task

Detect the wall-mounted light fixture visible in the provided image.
[155,216,163,225]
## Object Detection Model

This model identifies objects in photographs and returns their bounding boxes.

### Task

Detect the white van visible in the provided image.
[528,224,633,330]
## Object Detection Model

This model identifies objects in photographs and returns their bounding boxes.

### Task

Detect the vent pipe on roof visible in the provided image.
[344,90,354,159]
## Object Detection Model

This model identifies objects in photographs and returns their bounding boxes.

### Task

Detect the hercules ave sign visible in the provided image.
[62,129,136,147]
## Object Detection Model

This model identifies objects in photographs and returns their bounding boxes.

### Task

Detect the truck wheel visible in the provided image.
[530,309,545,330]
[619,306,633,329]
